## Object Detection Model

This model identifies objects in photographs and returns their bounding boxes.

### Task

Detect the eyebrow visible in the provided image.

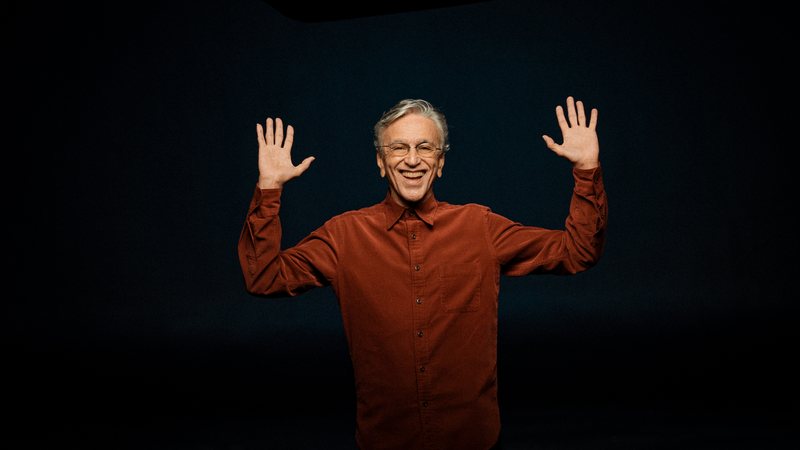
[386,139,435,145]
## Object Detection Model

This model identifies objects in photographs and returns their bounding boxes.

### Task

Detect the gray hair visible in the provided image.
[373,99,450,153]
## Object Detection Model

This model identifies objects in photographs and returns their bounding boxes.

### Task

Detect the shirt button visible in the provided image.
[414,264,421,271]
[415,297,423,305]
[411,232,417,240]
[419,366,426,372]
[417,330,423,337]
[422,401,429,408]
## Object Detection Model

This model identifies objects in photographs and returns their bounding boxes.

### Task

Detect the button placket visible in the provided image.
[407,218,432,429]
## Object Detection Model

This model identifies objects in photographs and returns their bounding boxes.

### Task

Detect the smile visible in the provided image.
[400,170,426,179]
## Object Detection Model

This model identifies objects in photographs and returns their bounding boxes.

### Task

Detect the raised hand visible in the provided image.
[542,96,599,170]
[256,117,315,189]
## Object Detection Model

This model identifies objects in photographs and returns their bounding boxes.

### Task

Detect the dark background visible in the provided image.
[8,0,798,448]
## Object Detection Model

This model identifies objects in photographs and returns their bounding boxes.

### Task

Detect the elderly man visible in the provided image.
[238,97,607,450]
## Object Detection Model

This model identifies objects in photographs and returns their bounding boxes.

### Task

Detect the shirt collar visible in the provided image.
[382,190,438,230]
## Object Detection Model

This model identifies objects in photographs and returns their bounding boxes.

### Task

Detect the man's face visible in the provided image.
[376,114,445,208]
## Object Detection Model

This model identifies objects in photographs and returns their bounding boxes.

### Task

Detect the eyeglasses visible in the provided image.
[377,142,442,157]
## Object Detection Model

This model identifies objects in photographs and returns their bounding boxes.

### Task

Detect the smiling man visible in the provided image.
[238,98,607,450]
[375,110,445,207]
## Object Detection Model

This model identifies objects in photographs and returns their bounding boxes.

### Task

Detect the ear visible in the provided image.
[436,154,445,178]
[376,152,386,178]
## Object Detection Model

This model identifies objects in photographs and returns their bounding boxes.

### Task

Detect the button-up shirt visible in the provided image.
[238,167,607,450]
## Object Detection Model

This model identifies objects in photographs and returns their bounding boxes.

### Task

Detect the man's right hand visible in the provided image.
[256,117,315,189]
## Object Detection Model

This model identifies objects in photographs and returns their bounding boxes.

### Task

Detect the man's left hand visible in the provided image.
[542,96,600,170]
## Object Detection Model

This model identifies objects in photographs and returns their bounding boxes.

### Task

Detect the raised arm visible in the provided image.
[257,117,315,189]
[488,96,606,276]
[239,117,335,297]
[542,96,599,170]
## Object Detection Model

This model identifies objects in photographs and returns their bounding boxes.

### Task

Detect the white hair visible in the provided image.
[373,99,450,153]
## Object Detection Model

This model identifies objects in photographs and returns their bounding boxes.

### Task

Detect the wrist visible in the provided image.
[573,159,599,170]
[257,177,283,190]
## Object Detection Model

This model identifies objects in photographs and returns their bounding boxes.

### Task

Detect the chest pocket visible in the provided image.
[439,262,481,312]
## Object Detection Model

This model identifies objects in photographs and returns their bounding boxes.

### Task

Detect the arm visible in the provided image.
[489,97,607,275]
[488,167,606,275]
[238,118,335,297]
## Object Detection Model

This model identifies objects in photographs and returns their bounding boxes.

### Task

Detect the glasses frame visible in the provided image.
[377,142,443,157]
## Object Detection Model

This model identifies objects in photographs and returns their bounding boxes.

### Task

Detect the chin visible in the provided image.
[398,189,427,204]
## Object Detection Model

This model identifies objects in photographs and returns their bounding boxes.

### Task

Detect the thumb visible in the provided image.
[542,135,560,153]
[295,156,316,175]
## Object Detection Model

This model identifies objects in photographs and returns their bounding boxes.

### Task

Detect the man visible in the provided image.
[238,97,607,449]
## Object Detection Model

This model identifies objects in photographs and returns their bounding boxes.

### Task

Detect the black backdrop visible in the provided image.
[8,0,798,448]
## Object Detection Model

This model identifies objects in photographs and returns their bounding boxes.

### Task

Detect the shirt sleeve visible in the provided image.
[237,186,338,297]
[486,166,607,276]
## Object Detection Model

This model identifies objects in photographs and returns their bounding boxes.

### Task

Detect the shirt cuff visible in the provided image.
[248,185,282,217]
[573,165,603,193]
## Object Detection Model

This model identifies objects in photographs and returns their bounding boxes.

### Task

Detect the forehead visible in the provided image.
[382,114,440,143]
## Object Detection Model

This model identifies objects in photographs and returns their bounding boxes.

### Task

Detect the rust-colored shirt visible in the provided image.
[238,167,607,450]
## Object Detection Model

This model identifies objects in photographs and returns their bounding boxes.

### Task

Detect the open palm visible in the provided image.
[256,117,315,189]
[542,96,599,170]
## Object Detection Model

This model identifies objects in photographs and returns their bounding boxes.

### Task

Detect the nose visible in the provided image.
[403,147,421,166]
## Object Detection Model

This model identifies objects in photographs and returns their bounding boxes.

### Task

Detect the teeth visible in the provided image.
[401,171,424,179]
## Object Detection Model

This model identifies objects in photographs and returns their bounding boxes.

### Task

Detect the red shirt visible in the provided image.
[238,167,607,450]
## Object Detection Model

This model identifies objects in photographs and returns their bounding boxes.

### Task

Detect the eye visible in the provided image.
[417,144,435,154]
[390,144,409,153]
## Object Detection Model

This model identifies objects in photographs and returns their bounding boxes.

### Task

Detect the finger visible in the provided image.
[256,123,266,148]
[589,108,598,130]
[566,96,577,128]
[542,135,560,152]
[555,105,569,133]
[576,100,586,127]
[295,156,316,176]
[284,125,294,151]
[265,118,274,145]
[275,118,284,147]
